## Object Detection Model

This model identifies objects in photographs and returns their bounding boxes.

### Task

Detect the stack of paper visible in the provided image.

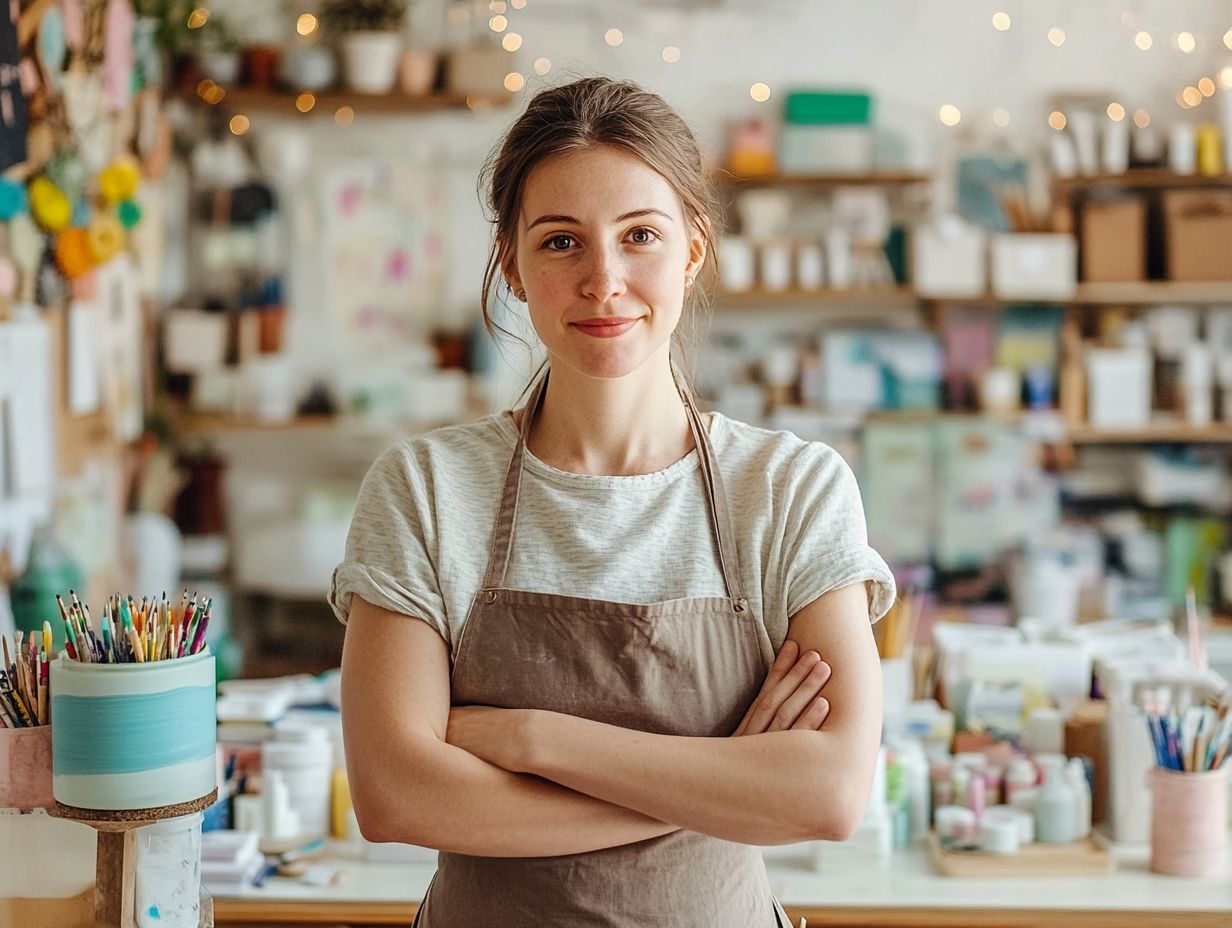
[201,830,266,895]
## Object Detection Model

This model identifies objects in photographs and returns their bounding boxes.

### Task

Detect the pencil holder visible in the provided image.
[0,725,54,810]
[1149,766,1228,877]
[50,650,216,815]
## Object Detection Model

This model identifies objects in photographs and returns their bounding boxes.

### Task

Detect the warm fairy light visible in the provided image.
[196,79,214,97]
[296,13,317,36]
[605,28,623,46]
[1182,86,1202,107]
[1177,92,1192,110]
[1221,67,1232,88]
[662,46,681,63]
[1225,29,1232,50]
[229,115,250,136]
[504,71,525,92]
[295,92,315,112]
[489,15,507,32]
[489,1,506,12]
[203,85,225,104]
[992,12,1010,31]
[502,32,522,51]
[511,0,527,7]
[1048,111,1067,131]
[750,82,771,103]
[1177,31,1196,53]
[1198,77,1216,97]
[187,7,209,29]
[533,57,551,75]
[1133,108,1150,128]
[939,104,961,126]
[1106,102,1125,121]
[335,106,354,126]
[1048,27,1065,46]
[1121,12,1136,29]
[1134,31,1152,50]
[992,108,1010,127]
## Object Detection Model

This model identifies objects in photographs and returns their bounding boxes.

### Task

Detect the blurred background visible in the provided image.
[3,0,1232,683]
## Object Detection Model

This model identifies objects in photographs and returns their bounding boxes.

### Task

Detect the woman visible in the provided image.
[331,77,895,927]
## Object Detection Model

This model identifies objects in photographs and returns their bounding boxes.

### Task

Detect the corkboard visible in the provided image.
[51,788,219,829]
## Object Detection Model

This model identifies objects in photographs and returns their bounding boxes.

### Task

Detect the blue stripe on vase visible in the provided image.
[51,686,215,776]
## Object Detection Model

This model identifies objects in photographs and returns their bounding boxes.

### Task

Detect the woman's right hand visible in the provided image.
[732,640,832,736]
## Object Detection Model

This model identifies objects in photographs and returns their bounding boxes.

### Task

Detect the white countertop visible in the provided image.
[212,837,1232,914]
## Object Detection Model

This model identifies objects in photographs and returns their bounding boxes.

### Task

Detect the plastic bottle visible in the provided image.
[1005,756,1038,804]
[1068,757,1092,839]
[898,739,932,841]
[1035,761,1077,844]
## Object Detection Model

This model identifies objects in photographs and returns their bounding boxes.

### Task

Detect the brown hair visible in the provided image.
[478,76,718,380]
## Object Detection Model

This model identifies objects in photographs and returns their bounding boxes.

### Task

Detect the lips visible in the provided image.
[571,317,640,338]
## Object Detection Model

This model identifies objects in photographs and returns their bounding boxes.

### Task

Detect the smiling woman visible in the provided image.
[331,76,895,928]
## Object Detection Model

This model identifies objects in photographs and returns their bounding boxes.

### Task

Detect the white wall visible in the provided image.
[203,0,1232,385]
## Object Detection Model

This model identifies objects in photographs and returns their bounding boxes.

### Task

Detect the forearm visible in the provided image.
[526,712,873,845]
[349,736,678,857]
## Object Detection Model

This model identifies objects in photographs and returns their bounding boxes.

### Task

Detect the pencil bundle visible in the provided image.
[877,589,921,660]
[0,624,53,728]
[1143,698,1232,773]
[57,589,213,665]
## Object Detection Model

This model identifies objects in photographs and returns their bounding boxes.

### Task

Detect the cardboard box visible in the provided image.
[1081,198,1146,282]
[912,220,988,297]
[991,233,1077,300]
[1163,189,1232,281]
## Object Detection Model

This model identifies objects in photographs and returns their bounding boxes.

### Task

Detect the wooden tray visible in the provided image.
[926,832,1115,878]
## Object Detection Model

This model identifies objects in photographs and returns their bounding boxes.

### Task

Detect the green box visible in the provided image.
[784,91,873,126]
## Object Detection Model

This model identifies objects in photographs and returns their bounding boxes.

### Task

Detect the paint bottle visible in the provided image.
[1035,761,1077,844]
[1068,757,1092,839]
[967,770,986,823]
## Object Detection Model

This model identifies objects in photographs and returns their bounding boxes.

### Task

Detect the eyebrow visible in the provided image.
[525,208,674,230]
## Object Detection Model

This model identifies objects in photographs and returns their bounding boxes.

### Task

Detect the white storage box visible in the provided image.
[912,219,987,297]
[780,124,874,174]
[1086,347,1152,429]
[990,233,1077,300]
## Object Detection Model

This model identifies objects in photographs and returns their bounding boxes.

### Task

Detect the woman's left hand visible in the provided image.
[446,705,538,773]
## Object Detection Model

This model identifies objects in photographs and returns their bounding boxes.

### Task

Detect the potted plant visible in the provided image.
[320,0,407,94]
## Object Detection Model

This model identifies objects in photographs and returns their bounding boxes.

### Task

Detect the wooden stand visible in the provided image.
[49,790,218,928]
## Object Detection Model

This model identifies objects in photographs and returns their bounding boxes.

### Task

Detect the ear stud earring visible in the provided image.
[515,289,527,301]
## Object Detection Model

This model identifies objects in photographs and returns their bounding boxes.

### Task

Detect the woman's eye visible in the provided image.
[545,234,574,251]
[629,227,658,245]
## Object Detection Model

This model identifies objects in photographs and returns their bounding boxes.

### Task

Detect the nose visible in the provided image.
[579,244,626,304]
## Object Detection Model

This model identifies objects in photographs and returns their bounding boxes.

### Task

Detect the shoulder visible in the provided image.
[364,413,515,494]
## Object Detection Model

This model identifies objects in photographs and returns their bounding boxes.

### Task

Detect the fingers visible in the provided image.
[739,647,829,736]
[733,640,798,736]
[770,659,832,731]
[791,695,830,731]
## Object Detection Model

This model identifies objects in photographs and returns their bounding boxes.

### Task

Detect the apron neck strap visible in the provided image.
[481,362,745,608]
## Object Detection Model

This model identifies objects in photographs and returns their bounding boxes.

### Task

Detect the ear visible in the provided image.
[501,251,523,297]
[684,215,710,281]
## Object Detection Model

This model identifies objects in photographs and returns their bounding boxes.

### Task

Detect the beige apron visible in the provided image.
[413,365,794,927]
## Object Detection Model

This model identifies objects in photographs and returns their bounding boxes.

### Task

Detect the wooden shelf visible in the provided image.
[713,286,920,309]
[1053,170,1232,192]
[1070,281,1232,304]
[179,86,509,115]
[1066,423,1232,444]
[711,170,931,188]
[170,410,340,433]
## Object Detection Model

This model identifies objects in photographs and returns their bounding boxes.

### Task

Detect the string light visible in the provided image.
[750,82,771,103]
[1048,111,1067,131]
[1048,27,1065,46]
[490,1,506,12]
[502,32,522,51]
[1225,28,1232,50]
[335,106,354,126]
[1221,67,1232,88]
[229,115,250,136]
[992,12,1010,31]
[187,7,209,29]
[1176,31,1196,53]
[605,28,623,46]
[662,46,681,63]
[992,108,1010,127]
[533,57,551,75]
[1177,92,1192,110]
[203,85,225,104]
[489,15,507,32]
[196,79,214,97]
[1198,77,1216,97]
[1134,31,1152,50]
[504,71,525,92]
[1182,86,1201,107]
[1133,108,1150,128]
[939,104,961,126]
[295,92,316,112]
[1107,102,1125,121]
[511,0,526,8]
[296,13,317,36]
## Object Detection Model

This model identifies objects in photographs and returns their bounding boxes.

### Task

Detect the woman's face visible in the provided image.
[507,145,706,382]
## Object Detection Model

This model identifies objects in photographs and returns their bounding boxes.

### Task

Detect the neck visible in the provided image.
[523,356,696,476]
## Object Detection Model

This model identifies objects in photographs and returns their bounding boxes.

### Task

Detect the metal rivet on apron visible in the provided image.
[733,597,747,613]
[484,590,498,604]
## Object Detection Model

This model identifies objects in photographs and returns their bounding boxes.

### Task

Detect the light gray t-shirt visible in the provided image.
[329,411,896,654]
